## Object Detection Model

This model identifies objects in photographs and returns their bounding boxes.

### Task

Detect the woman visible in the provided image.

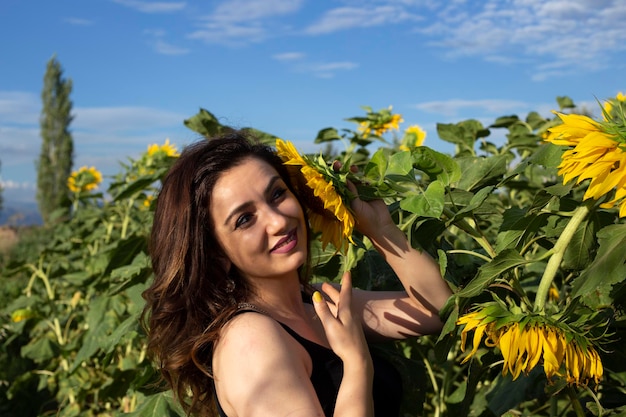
[142,132,452,417]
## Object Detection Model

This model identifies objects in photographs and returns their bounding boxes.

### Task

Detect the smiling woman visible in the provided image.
[141,131,452,417]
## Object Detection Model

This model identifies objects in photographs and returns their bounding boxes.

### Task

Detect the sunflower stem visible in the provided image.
[534,200,594,312]
[567,386,586,417]
[443,207,497,258]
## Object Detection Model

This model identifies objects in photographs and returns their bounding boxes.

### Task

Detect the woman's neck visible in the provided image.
[246,272,308,320]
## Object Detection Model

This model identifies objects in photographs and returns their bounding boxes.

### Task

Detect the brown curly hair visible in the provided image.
[142,132,311,416]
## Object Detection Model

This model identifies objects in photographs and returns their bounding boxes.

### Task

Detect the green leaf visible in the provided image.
[110,252,150,280]
[240,127,279,147]
[127,392,185,417]
[314,127,342,143]
[21,337,59,363]
[100,312,140,354]
[363,148,389,183]
[562,217,595,270]
[183,108,222,137]
[526,111,547,130]
[400,180,445,218]
[556,96,575,110]
[487,371,545,416]
[570,223,626,306]
[113,175,160,202]
[457,249,529,298]
[412,147,461,186]
[103,235,147,276]
[387,151,413,176]
[436,120,490,154]
[70,297,115,372]
[456,155,507,191]
[490,115,520,128]
[447,380,467,404]
[454,186,495,217]
[495,209,549,252]
[509,143,562,178]
[108,252,152,295]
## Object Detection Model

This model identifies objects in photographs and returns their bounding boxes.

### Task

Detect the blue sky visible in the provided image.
[1,0,624,206]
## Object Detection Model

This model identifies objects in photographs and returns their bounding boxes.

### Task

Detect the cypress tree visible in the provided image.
[37,56,74,224]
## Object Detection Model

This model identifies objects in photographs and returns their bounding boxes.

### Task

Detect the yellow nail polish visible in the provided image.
[312,291,323,303]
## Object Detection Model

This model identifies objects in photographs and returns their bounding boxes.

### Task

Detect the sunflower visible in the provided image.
[399,124,427,151]
[545,111,626,217]
[143,194,154,209]
[147,138,179,157]
[457,304,603,386]
[67,166,103,193]
[357,108,404,138]
[275,139,356,252]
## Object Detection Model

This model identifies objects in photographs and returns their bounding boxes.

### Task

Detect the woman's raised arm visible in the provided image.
[347,187,453,340]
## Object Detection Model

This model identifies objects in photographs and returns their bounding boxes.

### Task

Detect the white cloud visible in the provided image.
[419,0,626,79]
[188,22,267,45]
[73,106,186,133]
[143,29,190,55]
[414,99,530,117]
[111,0,186,13]
[64,17,94,26]
[0,101,188,184]
[153,40,190,55]
[304,5,420,35]
[274,55,359,78]
[0,180,34,190]
[188,0,303,45]
[307,61,359,78]
[0,91,39,125]
[272,52,306,61]
[211,0,303,23]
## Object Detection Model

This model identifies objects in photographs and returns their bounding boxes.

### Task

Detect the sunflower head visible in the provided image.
[275,139,356,252]
[545,108,626,217]
[352,106,404,139]
[399,124,427,151]
[67,166,103,193]
[147,138,179,158]
[457,302,603,386]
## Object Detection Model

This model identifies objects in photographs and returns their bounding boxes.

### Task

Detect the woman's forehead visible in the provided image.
[212,158,280,199]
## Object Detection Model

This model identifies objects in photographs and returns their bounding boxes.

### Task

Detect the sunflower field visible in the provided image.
[1,94,626,416]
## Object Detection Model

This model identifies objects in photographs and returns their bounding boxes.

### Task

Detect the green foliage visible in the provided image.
[2,99,625,416]
[37,55,74,225]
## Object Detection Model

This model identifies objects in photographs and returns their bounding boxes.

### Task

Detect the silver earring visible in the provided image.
[225,279,236,293]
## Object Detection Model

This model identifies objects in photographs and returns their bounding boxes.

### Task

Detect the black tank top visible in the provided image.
[215,310,403,417]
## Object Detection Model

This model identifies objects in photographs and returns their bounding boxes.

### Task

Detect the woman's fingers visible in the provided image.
[337,271,353,319]
[313,272,352,325]
[312,290,334,326]
[317,273,353,319]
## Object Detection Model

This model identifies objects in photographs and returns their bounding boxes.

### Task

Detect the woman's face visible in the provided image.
[210,157,307,282]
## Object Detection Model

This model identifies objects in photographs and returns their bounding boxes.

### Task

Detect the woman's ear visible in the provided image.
[217,255,231,274]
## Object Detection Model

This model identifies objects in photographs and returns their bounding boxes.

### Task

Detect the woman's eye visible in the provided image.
[235,213,252,229]
[272,187,287,201]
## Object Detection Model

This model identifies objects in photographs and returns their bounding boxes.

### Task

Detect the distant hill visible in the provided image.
[0,202,43,226]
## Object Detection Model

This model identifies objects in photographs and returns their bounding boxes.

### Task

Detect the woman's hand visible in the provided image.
[313,271,375,417]
[347,180,400,244]
[312,271,371,363]
[333,160,395,241]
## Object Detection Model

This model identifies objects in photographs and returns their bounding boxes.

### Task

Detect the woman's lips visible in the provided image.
[270,228,298,253]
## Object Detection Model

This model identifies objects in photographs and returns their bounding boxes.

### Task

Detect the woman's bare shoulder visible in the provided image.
[213,311,307,376]
[213,312,320,416]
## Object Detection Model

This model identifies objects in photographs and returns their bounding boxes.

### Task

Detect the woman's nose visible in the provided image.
[264,205,289,233]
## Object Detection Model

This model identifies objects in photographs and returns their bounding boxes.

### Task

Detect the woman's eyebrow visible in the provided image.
[223,175,282,226]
